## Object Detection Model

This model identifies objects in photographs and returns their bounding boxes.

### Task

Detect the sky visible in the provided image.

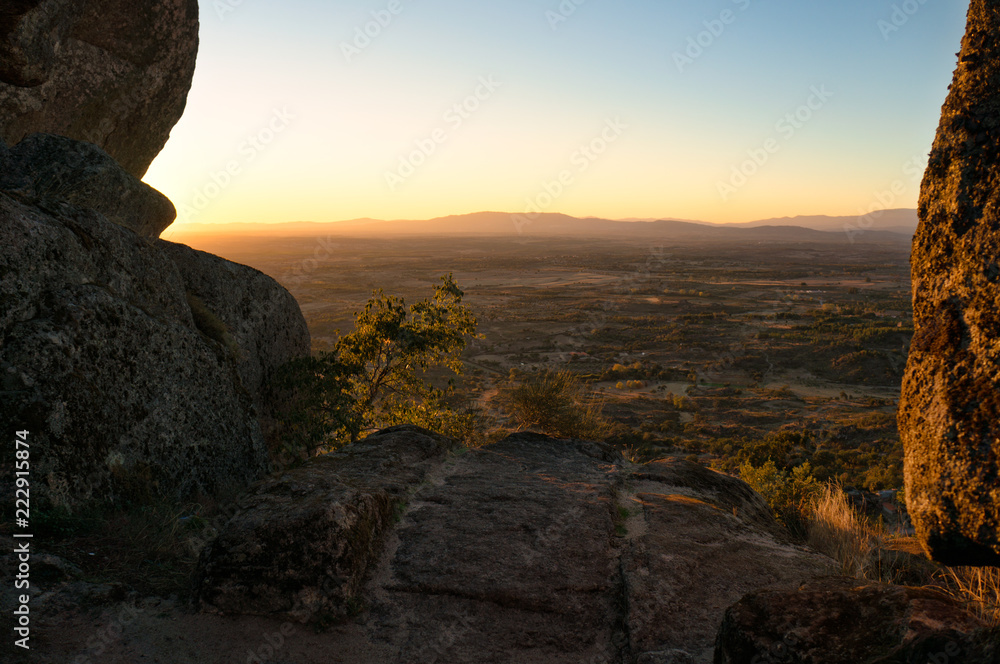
[147,0,970,234]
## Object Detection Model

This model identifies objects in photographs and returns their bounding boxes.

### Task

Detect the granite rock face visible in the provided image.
[0,190,269,506]
[0,162,309,506]
[0,0,198,178]
[157,240,311,442]
[196,426,459,623]
[714,577,998,664]
[196,431,836,663]
[0,133,176,236]
[899,0,1000,566]
[0,1,81,88]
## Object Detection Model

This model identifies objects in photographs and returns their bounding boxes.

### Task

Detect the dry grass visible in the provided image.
[497,370,613,441]
[806,483,878,578]
[936,566,1000,627]
[805,483,1000,626]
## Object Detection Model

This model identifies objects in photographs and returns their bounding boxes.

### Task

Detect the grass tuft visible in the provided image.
[186,290,241,358]
[496,369,613,440]
[806,483,877,578]
[803,483,1000,626]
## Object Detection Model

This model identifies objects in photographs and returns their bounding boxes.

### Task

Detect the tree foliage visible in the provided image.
[275,274,478,458]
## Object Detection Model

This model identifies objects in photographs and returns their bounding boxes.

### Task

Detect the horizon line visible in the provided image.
[165,207,920,230]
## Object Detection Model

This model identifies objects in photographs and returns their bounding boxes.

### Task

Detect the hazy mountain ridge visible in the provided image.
[167,209,917,244]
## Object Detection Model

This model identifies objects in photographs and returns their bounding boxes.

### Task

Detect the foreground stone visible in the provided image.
[369,433,627,663]
[0,0,199,178]
[623,461,835,662]
[196,426,460,623]
[0,133,176,236]
[714,577,999,663]
[195,431,836,663]
[899,0,1000,566]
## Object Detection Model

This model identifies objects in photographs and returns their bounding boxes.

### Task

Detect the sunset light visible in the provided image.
[147,0,967,235]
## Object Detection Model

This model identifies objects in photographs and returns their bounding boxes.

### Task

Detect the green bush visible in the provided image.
[740,460,821,538]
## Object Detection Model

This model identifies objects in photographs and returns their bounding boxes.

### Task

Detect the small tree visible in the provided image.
[338,273,477,428]
[275,274,478,457]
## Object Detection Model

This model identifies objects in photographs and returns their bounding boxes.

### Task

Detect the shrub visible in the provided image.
[497,370,612,440]
[740,460,821,538]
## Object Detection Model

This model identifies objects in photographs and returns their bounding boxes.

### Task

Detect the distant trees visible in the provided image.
[275,274,478,458]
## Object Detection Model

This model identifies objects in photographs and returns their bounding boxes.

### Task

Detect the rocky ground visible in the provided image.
[11,426,990,664]
[6,427,843,664]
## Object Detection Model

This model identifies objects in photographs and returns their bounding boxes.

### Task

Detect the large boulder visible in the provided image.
[156,240,311,442]
[899,0,1000,566]
[0,138,309,506]
[0,0,198,178]
[0,190,268,505]
[0,1,81,88]
[714,577,998,664]
[0,133,176,236]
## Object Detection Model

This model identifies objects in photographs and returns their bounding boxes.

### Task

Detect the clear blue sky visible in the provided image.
[148,0,970,233]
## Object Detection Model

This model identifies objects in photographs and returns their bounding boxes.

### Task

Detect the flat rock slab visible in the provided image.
[187,433,839,664]
[622,461,837,663]
[196,426,459,623]
[368,433,627,663]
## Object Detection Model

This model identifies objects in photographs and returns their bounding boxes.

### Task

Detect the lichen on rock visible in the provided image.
[899,0,1000,566]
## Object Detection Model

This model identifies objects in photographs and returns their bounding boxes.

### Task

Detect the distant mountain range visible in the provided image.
[167,209,917,244]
